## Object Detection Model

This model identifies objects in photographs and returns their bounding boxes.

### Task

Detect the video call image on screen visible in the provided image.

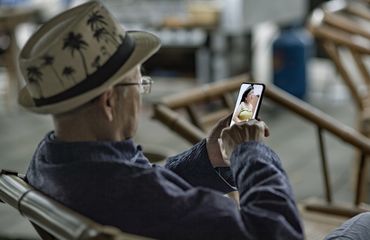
[230,83,264,126]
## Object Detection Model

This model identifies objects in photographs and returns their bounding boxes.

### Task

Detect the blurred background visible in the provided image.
[0,0,369,239]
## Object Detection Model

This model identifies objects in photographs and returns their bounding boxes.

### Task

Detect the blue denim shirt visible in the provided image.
[324,212,370,240]
[26,132,303,240]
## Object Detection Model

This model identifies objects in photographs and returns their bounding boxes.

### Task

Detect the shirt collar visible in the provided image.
[42,131,150,165]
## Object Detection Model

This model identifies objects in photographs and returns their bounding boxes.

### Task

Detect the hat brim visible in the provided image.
[18,31,161,114]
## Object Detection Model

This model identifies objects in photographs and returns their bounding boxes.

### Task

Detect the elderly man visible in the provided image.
[18,1,304,239]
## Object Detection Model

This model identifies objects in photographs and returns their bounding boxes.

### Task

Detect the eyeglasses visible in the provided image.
[115,76,153,94]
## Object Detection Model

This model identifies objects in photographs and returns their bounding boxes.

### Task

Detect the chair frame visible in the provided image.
[308,0,370,132]
[308,0,370,206]
[0,169,151,240]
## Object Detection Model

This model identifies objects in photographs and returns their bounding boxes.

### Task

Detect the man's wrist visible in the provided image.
[206,138,230,167]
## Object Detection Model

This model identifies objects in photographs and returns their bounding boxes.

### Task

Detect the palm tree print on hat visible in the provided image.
[91,55,101,69]
[27,66,44,98]
[63,32,89,77]
[93,28,119,47]
[100,46,109,56]
[87,11,119,47]
[87,10,107,30]
[42,54,64,87]
[62,66,77,83]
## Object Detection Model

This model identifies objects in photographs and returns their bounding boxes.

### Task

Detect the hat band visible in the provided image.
[33,33,135,107]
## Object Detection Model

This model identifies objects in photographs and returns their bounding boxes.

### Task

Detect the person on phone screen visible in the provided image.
[18,1,370,240]
[232,85,260,123]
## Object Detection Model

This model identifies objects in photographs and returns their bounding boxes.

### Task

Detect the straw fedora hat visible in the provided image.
[18,0,161,114]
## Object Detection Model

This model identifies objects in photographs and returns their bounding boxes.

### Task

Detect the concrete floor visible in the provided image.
[0,58,367,239]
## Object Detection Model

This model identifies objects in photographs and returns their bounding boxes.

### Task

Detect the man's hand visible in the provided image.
[206,114,232,167]
[220,119,269,161]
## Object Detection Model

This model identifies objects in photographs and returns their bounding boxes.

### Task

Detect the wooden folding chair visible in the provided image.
[0,169,151,240]
[152,74,370,218]
[308,0,370,134]
[308,0,370,203]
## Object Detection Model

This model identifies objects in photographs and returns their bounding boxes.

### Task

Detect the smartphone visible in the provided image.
[230,83,265,126]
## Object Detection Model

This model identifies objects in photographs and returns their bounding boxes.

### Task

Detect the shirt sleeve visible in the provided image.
[229,141,304,239]
[145,140,304,240]
[165,139,236,193]
[164,140,303,240]
[324,212,370,240]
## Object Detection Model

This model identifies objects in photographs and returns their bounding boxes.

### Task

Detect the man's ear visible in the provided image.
[98,88,115,122]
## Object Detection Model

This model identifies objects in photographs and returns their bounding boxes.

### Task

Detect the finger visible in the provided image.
[244,120,265,140]
[264,125,270,137]
[220,127,232,140]
[219,113,233,126]
[213,113,233,132]
[209,114,233,139]
[256,120,270,137]
[246,119,259,126]
[222,124,243,144]
[234,121,247,138]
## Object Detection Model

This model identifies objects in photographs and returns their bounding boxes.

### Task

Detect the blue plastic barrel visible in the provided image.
[0,0,28,6]
[272,26,313,99]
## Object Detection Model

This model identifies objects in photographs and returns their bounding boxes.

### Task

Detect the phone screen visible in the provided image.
[230,83,265,126]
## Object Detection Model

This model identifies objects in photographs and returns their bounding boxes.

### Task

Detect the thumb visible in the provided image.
[209,113,233,139]
[218,113,233,128]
